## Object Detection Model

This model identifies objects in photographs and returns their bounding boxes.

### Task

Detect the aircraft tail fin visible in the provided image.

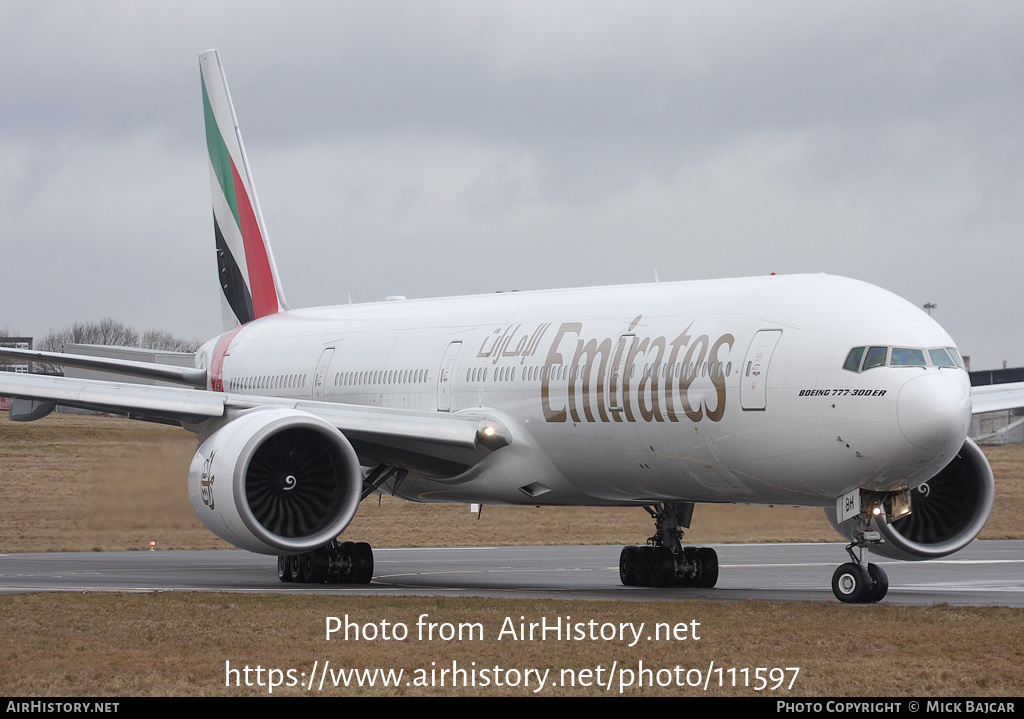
[199,49,289,329]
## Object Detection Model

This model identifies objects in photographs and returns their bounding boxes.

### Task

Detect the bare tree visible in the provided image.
[38,318,202,354]
[140,328,203,353]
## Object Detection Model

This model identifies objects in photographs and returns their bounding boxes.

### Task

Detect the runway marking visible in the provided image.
[4,544,1023,605]
[721,558,1024,568]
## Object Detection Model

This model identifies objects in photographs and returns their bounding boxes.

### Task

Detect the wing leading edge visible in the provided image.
[0,372,509,477]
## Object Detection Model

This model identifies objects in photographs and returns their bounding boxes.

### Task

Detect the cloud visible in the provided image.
[1,1,1022,368]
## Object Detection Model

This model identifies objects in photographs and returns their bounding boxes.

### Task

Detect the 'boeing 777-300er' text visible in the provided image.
[1,50,1014,603]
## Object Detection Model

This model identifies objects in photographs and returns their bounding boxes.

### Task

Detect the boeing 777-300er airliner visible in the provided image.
[0,50,1013,603]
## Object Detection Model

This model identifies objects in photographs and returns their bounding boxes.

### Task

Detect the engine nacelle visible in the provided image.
[826,438,995,561]
[188,407,362,555]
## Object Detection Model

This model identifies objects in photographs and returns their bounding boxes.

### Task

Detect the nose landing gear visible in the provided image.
[833,536,888,604]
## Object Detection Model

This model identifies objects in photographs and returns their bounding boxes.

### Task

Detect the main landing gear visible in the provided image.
[275,465,405,585]
[618,502,719,588]
[277,539,374,584]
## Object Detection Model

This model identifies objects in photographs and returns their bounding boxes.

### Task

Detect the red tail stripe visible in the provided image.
[210,325,244,392]
[231,160,279,319]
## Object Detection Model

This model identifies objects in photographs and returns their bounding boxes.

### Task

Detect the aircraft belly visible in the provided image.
[517,408,834,506]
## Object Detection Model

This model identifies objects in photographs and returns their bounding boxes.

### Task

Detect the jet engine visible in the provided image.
[188,407,362,555]
[826,437,995,561]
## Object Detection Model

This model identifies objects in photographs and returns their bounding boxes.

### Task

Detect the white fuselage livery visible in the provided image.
[201,272,971,511]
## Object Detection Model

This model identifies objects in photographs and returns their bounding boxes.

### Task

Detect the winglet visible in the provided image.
[200,49,289,328]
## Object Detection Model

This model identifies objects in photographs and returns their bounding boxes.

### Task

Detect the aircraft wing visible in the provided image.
[0,372,508,477]
[0,346,207,387]
[971,382,1024,415]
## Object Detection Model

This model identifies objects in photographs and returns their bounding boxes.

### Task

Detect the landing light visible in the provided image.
[476,421,509,449]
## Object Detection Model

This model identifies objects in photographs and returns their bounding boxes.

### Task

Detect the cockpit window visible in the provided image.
[844,344,966,372]
[928,348,956,368]
[843,347,865,372]
[948,347,966,369]
[890,347,926,367]
[863,346,889,370]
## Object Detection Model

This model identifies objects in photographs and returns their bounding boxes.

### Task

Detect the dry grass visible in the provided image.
[1,594,1022,696]
[1,413,1022,697]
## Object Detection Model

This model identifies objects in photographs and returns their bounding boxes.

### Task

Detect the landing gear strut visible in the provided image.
[832,513,888,603]
[277,539,374,584]
[618,502,719,589]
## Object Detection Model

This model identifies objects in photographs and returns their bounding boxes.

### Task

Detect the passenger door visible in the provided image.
[740,330,782,411]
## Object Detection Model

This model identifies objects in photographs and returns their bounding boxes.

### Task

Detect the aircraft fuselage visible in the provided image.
[200,272,972,511]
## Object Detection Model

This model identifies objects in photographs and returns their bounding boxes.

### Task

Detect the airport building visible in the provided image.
[59,343,195,385]
[0,336,34,411]
[54,344,196,415]
[970,366,1024,445]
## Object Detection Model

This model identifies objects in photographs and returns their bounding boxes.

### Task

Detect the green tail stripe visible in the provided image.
[202,73,239,226]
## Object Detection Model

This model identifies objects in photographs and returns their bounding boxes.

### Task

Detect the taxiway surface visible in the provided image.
[1,541,1021,606]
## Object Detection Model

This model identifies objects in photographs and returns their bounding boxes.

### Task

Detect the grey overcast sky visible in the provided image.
[1,1,1022,369]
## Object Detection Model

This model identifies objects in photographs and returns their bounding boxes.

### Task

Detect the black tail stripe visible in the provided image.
[214,213,255,325]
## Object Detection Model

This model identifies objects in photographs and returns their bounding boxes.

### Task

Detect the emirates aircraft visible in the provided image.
[0,51,1010,603]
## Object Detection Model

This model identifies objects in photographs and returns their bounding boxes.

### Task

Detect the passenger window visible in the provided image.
[890,348,926,366]
[843,347,865,372]
[863,346,888,370]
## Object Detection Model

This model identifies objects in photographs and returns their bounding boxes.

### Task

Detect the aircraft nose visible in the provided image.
[897,373,971,452]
